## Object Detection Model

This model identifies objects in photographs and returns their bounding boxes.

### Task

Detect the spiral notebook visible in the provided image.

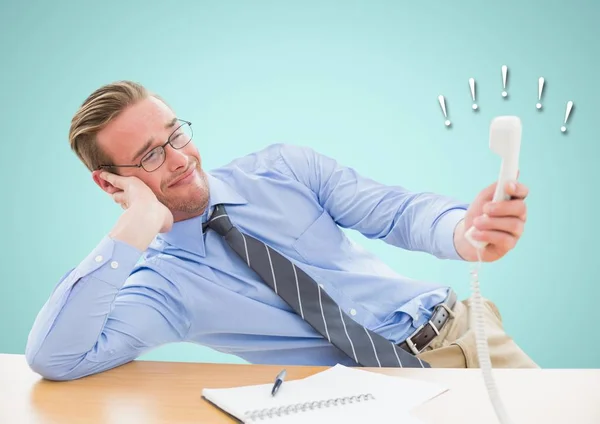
[201,364,448,423]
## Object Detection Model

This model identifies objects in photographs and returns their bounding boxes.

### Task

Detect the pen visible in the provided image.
[271,369,287,396]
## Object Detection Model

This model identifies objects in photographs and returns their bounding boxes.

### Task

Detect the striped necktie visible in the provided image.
[204,204,429,368]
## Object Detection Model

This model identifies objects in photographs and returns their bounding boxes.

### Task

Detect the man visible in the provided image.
[25,80,537,381]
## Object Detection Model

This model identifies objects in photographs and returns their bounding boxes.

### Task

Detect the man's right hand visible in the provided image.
[99,171,174,251]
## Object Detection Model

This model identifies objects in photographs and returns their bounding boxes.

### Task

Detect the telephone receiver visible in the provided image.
[465,116,522,248]
[465,116,521,424]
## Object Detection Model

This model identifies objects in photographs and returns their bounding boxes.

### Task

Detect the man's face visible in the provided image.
[94,96,209,221]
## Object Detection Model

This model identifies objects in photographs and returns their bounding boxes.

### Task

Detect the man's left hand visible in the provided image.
[454,180,529,262]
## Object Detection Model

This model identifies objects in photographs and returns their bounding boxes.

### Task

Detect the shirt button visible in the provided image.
[350,308,357,316]
[95,255,103,262]
[110,261,119,269]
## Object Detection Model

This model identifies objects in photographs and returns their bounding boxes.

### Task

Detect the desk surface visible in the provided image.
[1,353,598,423]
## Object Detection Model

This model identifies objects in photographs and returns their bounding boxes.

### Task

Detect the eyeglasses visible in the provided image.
[98,119,193,173]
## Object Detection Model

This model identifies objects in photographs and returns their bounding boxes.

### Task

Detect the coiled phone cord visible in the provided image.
[470,247,514,424]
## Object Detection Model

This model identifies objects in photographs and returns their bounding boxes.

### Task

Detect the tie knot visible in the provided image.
[204,204,233,236]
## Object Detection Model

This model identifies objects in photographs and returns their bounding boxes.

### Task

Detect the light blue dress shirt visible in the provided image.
[26,143,468,380]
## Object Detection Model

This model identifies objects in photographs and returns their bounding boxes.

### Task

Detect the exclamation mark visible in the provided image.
[469,78,478,110]
[501,65,508,98]
[438,95,451,127]
[561,101,574,133]
[536,77,545,109]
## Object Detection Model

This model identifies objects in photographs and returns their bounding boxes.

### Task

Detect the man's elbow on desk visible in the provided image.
[26,354,78,381]
[26,350,82,381]
[25,347,132,382]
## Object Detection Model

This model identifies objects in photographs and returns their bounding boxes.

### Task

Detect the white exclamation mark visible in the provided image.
[561,101,574,133]
[536,77,545,109]
[501,65,508,98]
[438,95,451,127]
[469,78,478,110]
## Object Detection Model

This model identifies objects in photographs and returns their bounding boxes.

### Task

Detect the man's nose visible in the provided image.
[166,146,188,171]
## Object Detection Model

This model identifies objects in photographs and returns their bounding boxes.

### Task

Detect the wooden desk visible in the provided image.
[1,353,598,423]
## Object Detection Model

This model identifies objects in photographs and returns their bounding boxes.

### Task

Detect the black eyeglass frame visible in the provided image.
[97,119,193,173]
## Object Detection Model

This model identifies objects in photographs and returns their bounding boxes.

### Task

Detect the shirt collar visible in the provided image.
[154,172,247,257]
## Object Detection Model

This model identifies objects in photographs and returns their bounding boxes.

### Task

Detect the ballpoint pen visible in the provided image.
[271,369,287,396]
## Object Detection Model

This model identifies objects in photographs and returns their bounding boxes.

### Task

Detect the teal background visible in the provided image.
[1,0,597,368]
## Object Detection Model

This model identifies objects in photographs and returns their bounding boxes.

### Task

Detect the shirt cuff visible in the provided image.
[432,207,467,260]
[77,236,144,288]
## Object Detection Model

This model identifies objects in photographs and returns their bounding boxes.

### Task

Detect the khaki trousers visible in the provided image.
[416,297,539,368]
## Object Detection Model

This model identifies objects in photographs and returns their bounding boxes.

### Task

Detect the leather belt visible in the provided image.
[398,289,457,355]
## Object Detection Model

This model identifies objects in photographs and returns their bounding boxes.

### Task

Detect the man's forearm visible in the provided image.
[25,235,142,380]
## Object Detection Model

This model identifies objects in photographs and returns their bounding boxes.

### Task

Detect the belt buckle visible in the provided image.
[404,324,425,355]
[404,298,456,356]
[405,319,440,355]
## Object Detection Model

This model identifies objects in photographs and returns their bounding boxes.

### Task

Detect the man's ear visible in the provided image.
[91,169,120,195]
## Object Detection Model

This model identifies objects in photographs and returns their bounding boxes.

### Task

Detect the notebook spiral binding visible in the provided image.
[243,393,375,421]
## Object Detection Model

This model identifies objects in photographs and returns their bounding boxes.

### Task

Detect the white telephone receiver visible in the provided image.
[464,116,521,424]
[465,116,521,248]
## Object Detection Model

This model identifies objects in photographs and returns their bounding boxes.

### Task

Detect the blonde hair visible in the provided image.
[69,80,165,172]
